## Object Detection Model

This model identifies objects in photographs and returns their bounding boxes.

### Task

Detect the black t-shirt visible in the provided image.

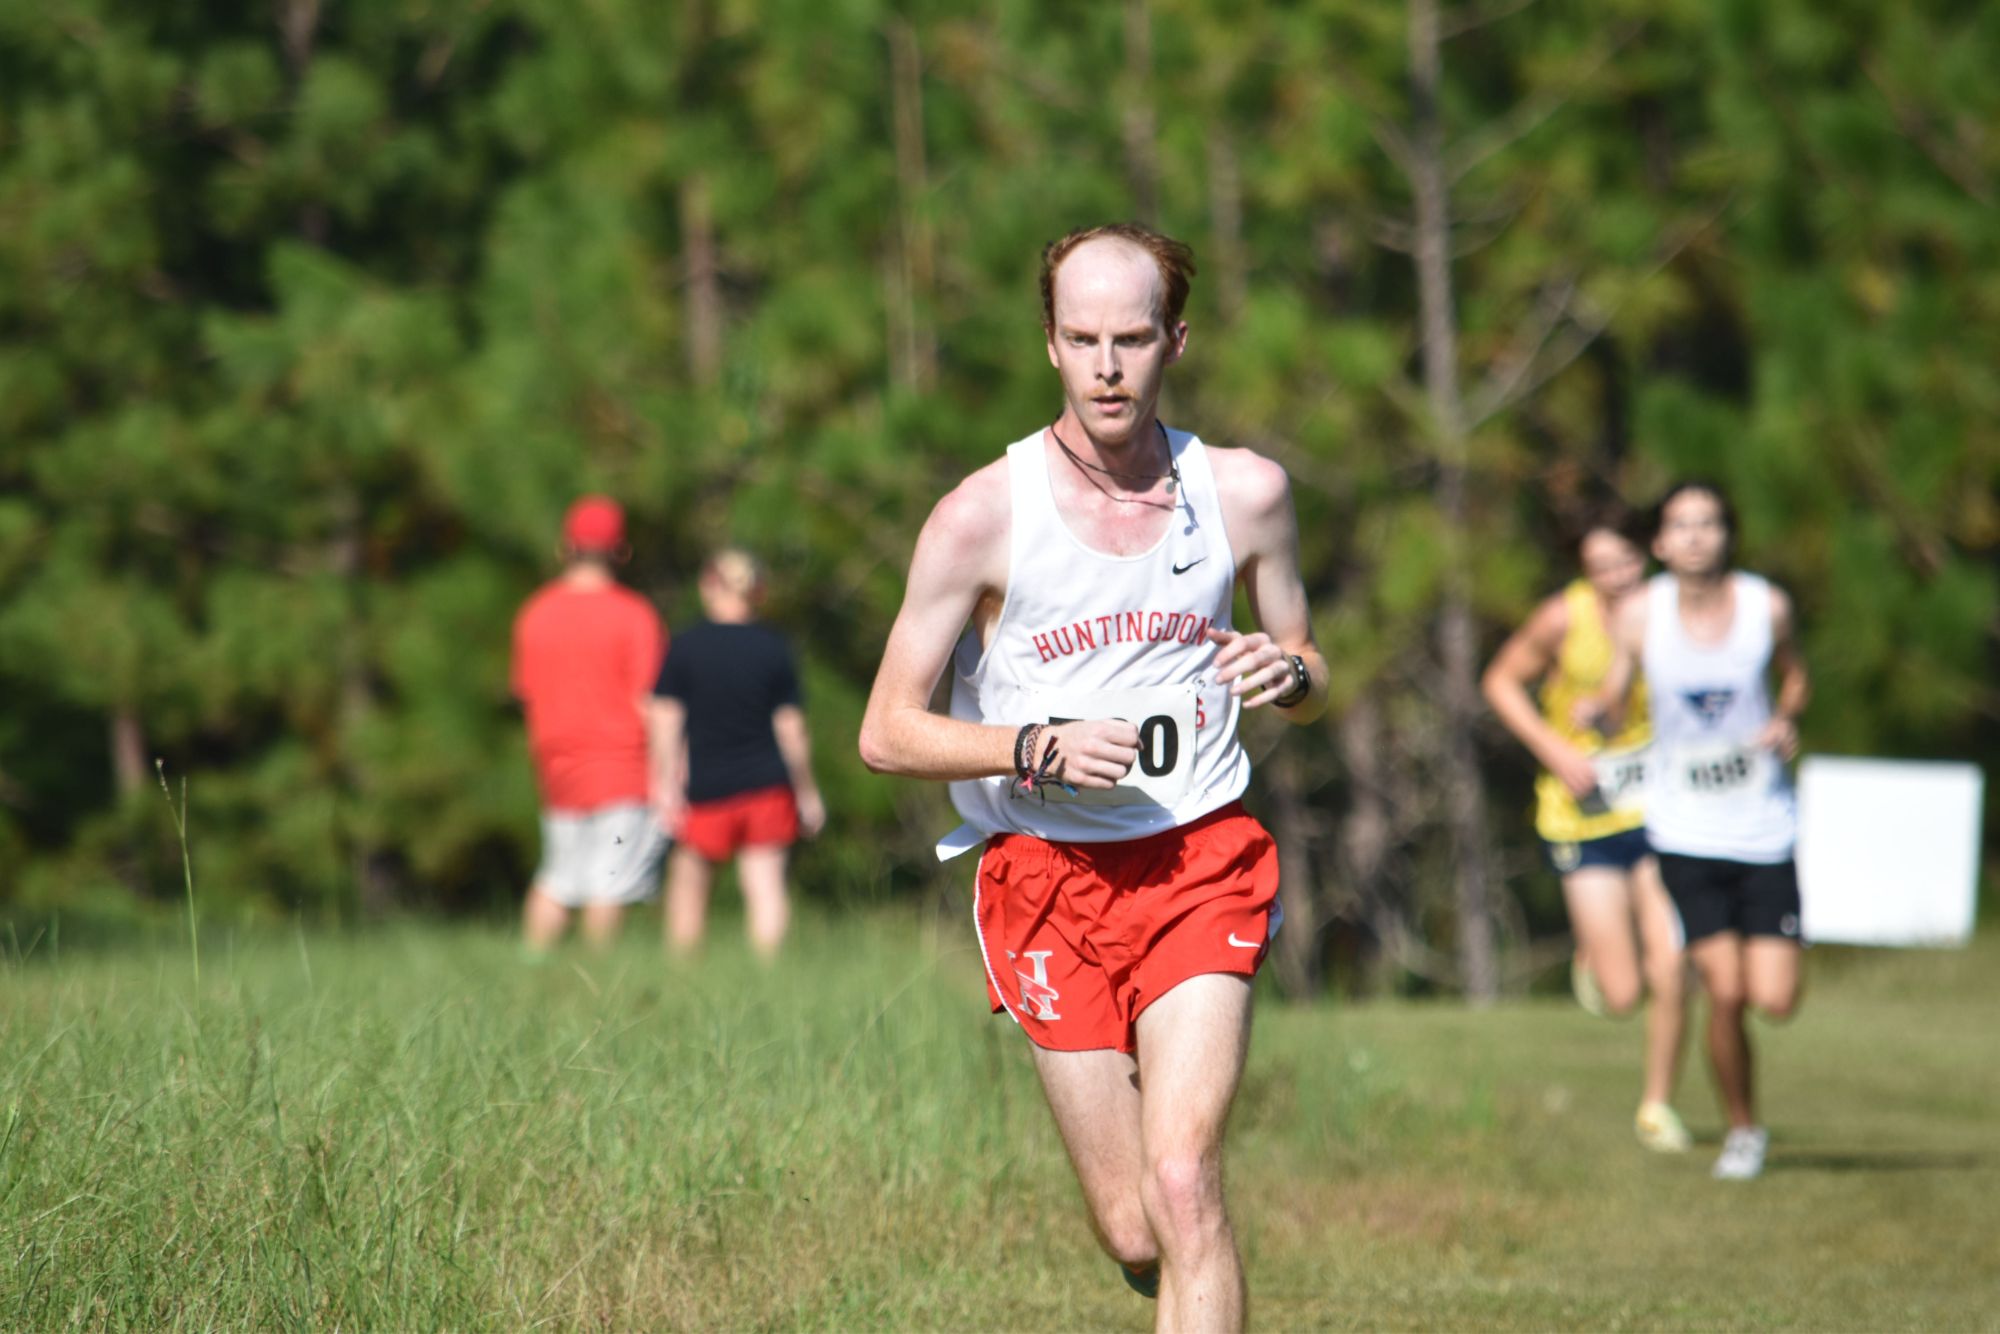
[653,620,801,804]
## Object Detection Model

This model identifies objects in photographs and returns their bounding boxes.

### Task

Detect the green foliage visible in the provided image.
[0,1,1992,929]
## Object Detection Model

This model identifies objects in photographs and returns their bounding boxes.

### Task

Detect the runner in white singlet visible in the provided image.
[860,224,1326,1331]
[1592,481,1810,1181]
[944,423,1250,845]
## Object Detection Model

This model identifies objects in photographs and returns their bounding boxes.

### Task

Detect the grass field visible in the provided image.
[2,909,1995,1330]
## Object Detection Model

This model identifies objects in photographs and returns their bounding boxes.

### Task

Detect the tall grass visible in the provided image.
[1,912,1995,1330]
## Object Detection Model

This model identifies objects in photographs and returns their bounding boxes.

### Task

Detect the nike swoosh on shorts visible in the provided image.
[1227,933,1261,948]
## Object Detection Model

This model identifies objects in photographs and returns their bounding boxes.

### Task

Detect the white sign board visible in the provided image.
[1797,757,1984,947]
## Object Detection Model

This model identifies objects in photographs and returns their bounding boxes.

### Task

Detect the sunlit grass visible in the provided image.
[2,911,1994,1329]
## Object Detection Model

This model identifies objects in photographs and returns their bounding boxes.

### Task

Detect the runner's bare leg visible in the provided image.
[1743,937,1801,1020]
[1135,972,1254,1334]
[1563,868,1644,1014]
[1632,857,1688,1106]
[1029,1046,1157,1271]
[1689,933,1754,1128]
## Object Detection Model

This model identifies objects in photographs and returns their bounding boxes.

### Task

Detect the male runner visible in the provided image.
[859,223,1326,1333]
[511,495,669,952]
[1592,480,1809,1180]
[1482,510,1689,1152]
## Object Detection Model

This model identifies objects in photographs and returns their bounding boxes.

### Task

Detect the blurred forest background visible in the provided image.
[2,0,1994,999]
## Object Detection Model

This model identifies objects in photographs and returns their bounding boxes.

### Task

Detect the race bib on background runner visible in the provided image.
[1671,742,1771,803]
[1589,742,1650,816]
[1026,683,1199,807]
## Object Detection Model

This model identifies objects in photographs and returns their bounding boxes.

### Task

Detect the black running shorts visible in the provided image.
[1655,852,1803,945]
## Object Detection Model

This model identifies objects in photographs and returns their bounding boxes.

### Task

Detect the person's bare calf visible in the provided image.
[579,901,624,950]
[522,885,569,953]
[665,847,714,957]
[736,845,791,962]
[1030,1046,1157,1272]
[1135,974,1254,1334]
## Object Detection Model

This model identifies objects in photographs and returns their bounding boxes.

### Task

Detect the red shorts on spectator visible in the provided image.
[679,784,799,861]
[973,801,1279,1054]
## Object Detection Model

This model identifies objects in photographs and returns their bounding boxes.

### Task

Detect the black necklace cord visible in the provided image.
[1050,421,1180,496]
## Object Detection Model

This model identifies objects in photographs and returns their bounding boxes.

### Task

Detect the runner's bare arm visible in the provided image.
[1205,449,1328,722]
[858,467,1139,788]
[1757,587,1810,759]
[1483,596,1600,797]
[1581,593,1647,734]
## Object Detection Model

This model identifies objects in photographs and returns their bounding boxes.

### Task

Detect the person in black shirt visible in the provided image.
[649,549,825,959]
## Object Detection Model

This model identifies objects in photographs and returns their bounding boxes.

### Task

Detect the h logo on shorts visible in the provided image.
[1007,949,1062,1021]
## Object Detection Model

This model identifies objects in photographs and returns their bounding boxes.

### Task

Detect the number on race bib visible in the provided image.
[1686,751,1753,792]
[1136,715,1178,777]
[1028,684,1200,807]
[1670,744,1767,802]
[1049,714,1180,778]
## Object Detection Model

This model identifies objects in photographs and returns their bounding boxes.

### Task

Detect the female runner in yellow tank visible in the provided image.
[1483,508,1690,1151]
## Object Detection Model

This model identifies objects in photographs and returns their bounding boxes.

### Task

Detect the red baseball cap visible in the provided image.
[562,495,626,553]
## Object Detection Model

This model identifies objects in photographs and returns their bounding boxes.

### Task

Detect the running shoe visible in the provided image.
[1570,957,1608,1018]
[1712,1126,1769,1180]
[1634,1101,1692,1153]
[1119,1262,1160,1300]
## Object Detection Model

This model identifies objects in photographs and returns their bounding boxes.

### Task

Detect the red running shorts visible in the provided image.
[973,801,1280,1053]
[679,784,799,862]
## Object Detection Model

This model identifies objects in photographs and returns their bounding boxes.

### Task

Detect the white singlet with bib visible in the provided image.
[945,428,1251,845]
[1641,572,1796,863]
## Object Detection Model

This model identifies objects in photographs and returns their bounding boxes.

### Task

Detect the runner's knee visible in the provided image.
[1643,954,1684,1001]
[1141,1149,1223,1250]
[1093,1203,1159,1269]
[1598,974,1642,1016]
[1705,979,1746,1012]
[1749,986,1798,1022]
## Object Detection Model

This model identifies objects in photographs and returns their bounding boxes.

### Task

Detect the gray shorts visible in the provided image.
[536,804,668,907]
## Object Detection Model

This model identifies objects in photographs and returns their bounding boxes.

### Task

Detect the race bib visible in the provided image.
[1671,743,1770,802]
[1589,742,1650,817]
[1025,683,1199,807]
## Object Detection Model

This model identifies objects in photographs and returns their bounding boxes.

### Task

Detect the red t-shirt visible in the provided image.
[511,580,666,812]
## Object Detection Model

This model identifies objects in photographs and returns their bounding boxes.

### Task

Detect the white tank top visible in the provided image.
[946,428,1251,843]
[1641,572,1796,862]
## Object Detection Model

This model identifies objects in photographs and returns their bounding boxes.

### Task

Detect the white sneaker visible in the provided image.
[1712,1126,1769,1180]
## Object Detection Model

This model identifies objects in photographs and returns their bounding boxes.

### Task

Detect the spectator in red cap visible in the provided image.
[510,496,669,953]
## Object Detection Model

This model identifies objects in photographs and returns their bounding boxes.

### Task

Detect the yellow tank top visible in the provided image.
[1534,580,1651,842]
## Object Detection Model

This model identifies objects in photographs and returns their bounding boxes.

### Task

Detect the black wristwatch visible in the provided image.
[1273,654,1311,709]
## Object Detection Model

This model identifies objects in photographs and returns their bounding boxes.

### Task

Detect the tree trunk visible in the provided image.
[1206,125,1248,323]
[1266,743,1322,999]
[278,0,397,917]
[1408,0,1499,1003]
[887,18,936,392]
[1337,689,1396,993]
[330,489,399,918]
[110,707,148,800]
[679,173,724,389]
[1122,0,1159,223]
